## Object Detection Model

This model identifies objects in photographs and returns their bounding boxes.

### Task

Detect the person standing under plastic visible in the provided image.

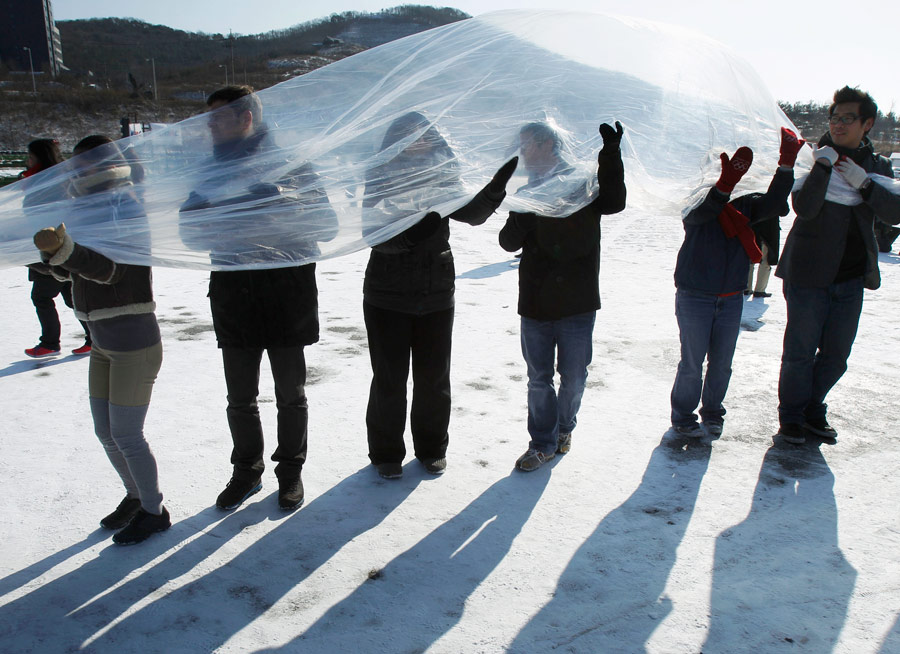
[670,129,802,439]
[180,86,338,511]
[31,135,169,545]
[499,121,626,472]
[362,112,517,479]
[776,86,900,444]
[21,138,91,357]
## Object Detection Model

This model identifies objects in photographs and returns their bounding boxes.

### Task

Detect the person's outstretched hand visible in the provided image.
[715,147,753,194]
[778,127,805,168]
[599,121,623,156]
[34,223,67,255]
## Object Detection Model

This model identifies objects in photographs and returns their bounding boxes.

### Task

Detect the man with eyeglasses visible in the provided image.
[775,86,900,445]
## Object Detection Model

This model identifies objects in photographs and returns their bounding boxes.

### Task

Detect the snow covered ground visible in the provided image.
[1,206,899,653]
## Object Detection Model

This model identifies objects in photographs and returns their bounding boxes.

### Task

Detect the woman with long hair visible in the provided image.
[361,112,516,479]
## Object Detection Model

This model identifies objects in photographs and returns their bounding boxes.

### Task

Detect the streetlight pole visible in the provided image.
[146,58,158,101]
[218,64,227,86]
[22,46,36,94]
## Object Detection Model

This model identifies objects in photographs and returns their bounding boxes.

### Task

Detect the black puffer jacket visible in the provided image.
[499,149,626,321]
[180,127,338,348]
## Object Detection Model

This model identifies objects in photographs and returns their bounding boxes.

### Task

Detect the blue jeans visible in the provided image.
[778,278,863,426]
[670,290,743,427]
[521,311,596,454]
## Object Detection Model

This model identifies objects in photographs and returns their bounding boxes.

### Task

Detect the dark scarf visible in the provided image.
[213,125,269,162]
[818,132,874,166]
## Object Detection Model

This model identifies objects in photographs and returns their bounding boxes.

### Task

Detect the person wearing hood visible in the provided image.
[361,112,517,479]
[670,129,802,439]
[180,86,338,512]
[22,138,92,358]
[31,135,169,545]
[776,86,900,445]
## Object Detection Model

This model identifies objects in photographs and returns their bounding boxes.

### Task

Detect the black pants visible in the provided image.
[221,346,308,481]
[31,275,90,349]
[363,302,453,465]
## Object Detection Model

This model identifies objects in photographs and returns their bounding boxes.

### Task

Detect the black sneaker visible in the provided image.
[803,417,838,441]
[278,475,304,511]
[752,291,772,298]
[778,423,806,444]
[100,496,142,530]
[216,477,262,510]
[376,462,403,479]
[112,507,171,545]
[421,457,447,475]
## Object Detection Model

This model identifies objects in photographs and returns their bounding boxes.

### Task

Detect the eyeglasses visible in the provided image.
[829,114,859,125]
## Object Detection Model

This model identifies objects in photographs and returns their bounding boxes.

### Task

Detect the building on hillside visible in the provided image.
[0,0,64,78]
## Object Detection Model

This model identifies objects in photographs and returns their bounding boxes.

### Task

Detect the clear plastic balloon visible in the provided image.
[0,10,807,271]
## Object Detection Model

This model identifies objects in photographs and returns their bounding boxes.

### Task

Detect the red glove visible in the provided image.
[715,147,753,194]
[778,127,805,168]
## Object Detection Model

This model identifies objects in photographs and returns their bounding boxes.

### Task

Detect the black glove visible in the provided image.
[486,156,519,199]
[404,211,442,244]
[599,121,623,155]
[509,211,539,233]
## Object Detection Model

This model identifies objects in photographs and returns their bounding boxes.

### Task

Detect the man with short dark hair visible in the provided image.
[181,85,337,510]
[775,86,900,444]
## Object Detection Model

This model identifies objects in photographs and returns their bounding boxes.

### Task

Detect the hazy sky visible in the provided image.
[52,0,899,111]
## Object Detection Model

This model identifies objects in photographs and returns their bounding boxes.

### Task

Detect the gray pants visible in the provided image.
[89,342,164,514]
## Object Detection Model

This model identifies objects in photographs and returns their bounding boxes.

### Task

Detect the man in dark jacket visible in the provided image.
[671,129,801,439]
[180,85,338,510]
[499,121,626,471]
[776,86,900,444]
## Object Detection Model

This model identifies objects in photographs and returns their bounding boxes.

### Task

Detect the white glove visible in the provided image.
[834,158,869,190]
[811,145,839,166]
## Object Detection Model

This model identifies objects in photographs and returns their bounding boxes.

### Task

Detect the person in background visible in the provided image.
[745,131,796,300]
[361,111,517,479]
[21,138,91,357]
[670,128,801,439]
[499,120,626,472]
[776,86,900,445]
[31,135,169,545]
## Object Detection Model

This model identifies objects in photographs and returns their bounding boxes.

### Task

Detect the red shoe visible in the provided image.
[25,345,61,358]
[72,343,92,355]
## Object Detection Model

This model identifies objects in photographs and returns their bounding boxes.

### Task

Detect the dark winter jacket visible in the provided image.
[361,136,504,315]
[498,149,626,321]
[675,167,793,296]
[777,135,900,290]
[362,192,502,315]
[42,230,155,323]
[179,126,338,348]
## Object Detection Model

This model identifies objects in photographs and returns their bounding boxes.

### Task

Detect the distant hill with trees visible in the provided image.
[0,5,469,150]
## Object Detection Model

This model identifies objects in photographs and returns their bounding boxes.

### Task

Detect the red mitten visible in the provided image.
[715,147,753,194]
[778,127,805,167]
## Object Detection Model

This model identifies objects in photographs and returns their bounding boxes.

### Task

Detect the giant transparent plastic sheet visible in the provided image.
[0,10,810,271]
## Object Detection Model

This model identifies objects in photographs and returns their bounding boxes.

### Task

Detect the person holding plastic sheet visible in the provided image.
[21,138,92,358]
[500,121,626,472]
[670,130,802,440]
[179,86,338,512]
[361,112,517,479]
[31,135,169,545]
[776,86,900,445]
